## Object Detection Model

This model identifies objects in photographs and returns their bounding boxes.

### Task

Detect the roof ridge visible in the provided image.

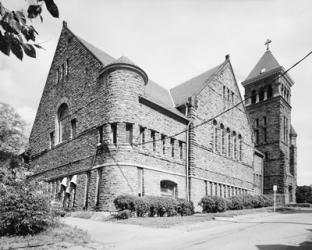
[170,60,226,107]
[63,23,115,65]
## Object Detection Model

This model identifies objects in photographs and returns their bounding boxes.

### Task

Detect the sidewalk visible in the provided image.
[63,211,279,249]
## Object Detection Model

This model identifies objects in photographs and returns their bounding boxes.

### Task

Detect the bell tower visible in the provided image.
[242,41,297,204]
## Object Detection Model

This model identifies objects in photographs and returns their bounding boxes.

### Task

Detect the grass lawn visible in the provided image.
[70,206,275,229]
[0,223,99,250]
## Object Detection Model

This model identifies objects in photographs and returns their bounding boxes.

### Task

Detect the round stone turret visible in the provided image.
[101,56,148,84]
[100,56,148,125]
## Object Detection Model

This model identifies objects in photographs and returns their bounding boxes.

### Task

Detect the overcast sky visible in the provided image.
[1,0,311,185]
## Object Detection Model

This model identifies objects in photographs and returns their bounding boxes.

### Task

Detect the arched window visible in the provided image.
[259,88,264,101]
[220,124,225,155]
[233,131,237,160]
[227,128,231,158]
[57,103,70,143]
[238,134,243,161]
[160,180,177,198]
[251,90,257,104]
[212,120,218,152]
[267,85,273,99]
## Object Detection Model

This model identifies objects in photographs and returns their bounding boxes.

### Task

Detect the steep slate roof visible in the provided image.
[78,36,115,65]
[145,80,173,107]
[245,50,281,81]
[74,31,177,114]
[170,62,225,107]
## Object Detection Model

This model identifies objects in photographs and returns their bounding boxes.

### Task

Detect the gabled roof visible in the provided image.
[145,80,173,108]
[245,50,281,82]
[170,61,226,107]
[78,36,115,65]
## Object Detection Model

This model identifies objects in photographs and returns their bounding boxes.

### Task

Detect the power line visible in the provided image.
[132,49,312,147]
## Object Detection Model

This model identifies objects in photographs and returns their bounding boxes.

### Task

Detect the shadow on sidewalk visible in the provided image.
[257,228,312,250]
[256,241,312,250]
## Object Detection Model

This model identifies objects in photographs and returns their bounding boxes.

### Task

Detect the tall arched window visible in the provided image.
[227,128,231,158]
[238,134,243,161]
[233,131,237,160]
[220,124,225,155]
[160,180,177,198]
[57,103,70,143]
[212,120,218,152]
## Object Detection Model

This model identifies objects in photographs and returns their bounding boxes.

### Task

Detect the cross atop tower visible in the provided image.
[265,39,272,51]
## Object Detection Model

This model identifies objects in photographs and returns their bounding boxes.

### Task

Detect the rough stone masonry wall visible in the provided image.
[29,25,189,211]
[245,76,297,203]
[189,63,255,209]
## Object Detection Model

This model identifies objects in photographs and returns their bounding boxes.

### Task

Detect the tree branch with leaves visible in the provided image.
[0,0,59,60]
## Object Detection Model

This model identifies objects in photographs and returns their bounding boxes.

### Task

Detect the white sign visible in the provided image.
[273,185,277,191]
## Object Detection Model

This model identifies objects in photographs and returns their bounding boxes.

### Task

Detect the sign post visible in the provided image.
[273,185,277,213]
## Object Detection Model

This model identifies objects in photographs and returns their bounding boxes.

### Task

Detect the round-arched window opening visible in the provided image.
[57,103,70,143]
[267,85,273,99]
[259,88,264,101]
[160,180,178,198]
[251,90,257,104]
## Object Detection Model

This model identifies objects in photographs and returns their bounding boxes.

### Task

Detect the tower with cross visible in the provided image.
[241,44,297,204]
[265,39,272,51]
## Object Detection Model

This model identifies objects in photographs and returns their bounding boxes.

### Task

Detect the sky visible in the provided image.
[0,0,311,185]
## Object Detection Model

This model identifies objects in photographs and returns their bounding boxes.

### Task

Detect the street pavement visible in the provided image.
[64,209,312,250]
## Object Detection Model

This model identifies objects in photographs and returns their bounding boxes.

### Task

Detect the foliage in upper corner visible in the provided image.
[0,0,59,60]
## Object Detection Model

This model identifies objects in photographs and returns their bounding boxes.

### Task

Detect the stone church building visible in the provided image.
[28,22,297,211]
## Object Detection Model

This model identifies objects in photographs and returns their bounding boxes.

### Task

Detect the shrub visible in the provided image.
[135,197,149,217]
[145,196,178,217]
[199,196,216,213]
[228,196,244,210]
[241,194,255,209]
[200,194,275,213]
[113,195,137,212]
[0,182,56,236]
[214,196,227,212]
[199,196,227,213]
[113,195,193,218]
[115,209,131,220]
[177,199,194,216]
[251,195,265,208]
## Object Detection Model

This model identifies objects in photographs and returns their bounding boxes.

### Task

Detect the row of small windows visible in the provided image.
[251,85,273,104]
[223,86,235,106]
[97,124,186,160]
[56,59,69,83]
[204,180,248,198]
[50,107,185,161]
[212,120,243,162]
